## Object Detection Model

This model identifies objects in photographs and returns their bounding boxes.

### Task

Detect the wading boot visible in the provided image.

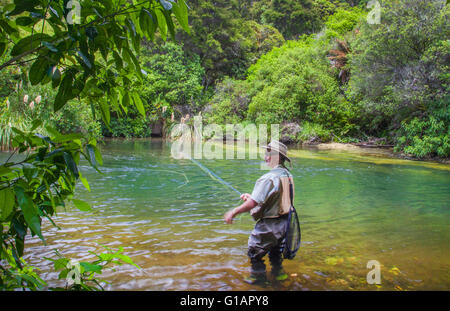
[244,272,268,285]
[269,250,288,281]
[271,267,288,281]
[245,256,268,285]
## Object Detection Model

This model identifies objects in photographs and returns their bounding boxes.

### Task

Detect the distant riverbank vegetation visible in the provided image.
[1,0,448,161]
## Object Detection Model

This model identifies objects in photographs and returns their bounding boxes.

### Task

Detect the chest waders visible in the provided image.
[246,167,300,284]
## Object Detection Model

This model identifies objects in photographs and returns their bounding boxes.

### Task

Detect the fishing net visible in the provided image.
[283,180,301,260]
[283,206,301,260]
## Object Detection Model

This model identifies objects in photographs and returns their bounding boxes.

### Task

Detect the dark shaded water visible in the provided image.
[6,138,449,290]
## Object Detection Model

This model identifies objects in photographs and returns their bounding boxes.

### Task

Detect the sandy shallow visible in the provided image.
[305,142,390,152]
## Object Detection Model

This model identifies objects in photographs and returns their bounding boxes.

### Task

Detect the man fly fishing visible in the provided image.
[224,141,297,285]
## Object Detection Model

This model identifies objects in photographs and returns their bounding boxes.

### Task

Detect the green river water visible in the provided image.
[8,138,450,290]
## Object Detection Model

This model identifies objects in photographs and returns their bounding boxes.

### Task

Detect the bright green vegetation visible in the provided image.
[347,0,449,158]
[103,42,205,138]
[208,0,449,159]
[1,0,448,159]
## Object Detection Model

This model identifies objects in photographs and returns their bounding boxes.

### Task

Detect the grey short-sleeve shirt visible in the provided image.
[250,170,281,205]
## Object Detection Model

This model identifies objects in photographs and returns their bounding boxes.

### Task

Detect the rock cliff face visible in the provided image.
[151,119,165,137]
[280,123,301,144]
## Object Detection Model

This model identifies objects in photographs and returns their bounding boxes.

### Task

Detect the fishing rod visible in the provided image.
[189,157,242,196]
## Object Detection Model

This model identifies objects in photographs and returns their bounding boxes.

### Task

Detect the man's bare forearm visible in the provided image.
[232,198,257,217]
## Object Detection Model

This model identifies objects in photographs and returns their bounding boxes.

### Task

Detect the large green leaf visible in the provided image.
[0,19,18,36]
[132,92,146,118]
[7,0,40,16]
[29,58,48,85]
[120,91,130,113]
[0,41,7,57]
[155,8,167,41]
[10,33,52,56]
[80,262,102,272]
[93,145,103,166]
[77,50,92,69]
[162,9,176,41]
[15,186,45,243]
[35,133,54,146]
[99,98,110,125]
[52,257,69,271]
[79,172,90,192]
[172,0,190,34]
[15,16,35,27]
[86,144,98,168]
[121,47,132,69]
[108,89,119,111]
[12,216,26,240]
[143,9,157,41]
[139,9,149,38]
[54,71,74,112]
[86,144,103,168]
[0,166,13,176]
[115,254,140,269]
[72,199,91,211]
[122,47,142,80]
[63,152,79,178]
[53,133,84,143]
[0,188,15,221]
[30,119,42,131]
[15,236,24,258]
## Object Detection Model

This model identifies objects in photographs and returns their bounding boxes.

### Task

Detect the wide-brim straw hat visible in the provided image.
[261,140,291,162]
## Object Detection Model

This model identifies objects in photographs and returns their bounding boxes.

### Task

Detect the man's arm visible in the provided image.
[224,193,258,224]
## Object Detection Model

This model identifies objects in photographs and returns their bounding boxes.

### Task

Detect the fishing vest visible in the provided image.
[250,166,295,220]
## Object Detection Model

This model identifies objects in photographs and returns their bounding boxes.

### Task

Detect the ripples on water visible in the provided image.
[13,139,450,290]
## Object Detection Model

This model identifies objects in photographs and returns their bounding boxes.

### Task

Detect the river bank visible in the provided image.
[297,142,450,165]
[98,136,450,168]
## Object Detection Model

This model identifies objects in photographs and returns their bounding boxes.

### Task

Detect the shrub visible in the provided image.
[102,117,151,138]
[394,100,449,158]
[51,101,102,139]
[297,121,333,143]
[246,36,354,132]
[347,0,449,134]
[140,42,206,114]
[323,7,365,40]
[205,77,250,125]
